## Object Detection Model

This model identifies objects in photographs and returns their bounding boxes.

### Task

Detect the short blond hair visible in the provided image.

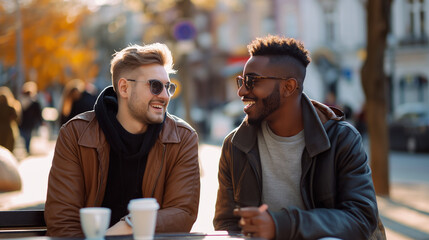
[110,43,176,92]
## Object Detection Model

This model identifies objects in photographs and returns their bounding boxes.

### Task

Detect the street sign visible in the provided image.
[173,20,196,41]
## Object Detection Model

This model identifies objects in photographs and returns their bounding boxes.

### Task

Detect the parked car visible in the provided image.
[389,103,429,152]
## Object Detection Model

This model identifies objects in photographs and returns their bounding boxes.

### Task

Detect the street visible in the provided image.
[389,151,429,184]
[379,150,429,240]
[0,134,428,239]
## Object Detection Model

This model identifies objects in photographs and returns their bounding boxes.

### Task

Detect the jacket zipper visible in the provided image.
[150,144,165,197]
[308,156,316,209]
[94,150,104,205]
[246,152,263,205]
[301,152,316,210]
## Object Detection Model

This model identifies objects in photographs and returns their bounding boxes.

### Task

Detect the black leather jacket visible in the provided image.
[214,93,385,240]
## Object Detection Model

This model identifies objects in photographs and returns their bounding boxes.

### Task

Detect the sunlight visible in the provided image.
[76,0,121,12]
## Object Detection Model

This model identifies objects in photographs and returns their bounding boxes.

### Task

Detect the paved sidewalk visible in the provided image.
[377,183,429,240]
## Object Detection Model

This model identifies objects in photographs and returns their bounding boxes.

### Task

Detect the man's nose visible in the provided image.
[158,85,170,99]
[237,85,250,97]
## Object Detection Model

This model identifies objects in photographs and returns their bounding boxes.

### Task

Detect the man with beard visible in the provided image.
[45,43,200,237]
[213,35,385,240]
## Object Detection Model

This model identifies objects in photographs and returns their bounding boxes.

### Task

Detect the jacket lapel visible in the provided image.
[73,111,110,206]
[231,122,262,196]
[301,94,331,158]
[144,114,180,197]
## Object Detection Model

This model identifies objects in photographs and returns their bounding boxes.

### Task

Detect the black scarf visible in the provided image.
[94,86,164,225]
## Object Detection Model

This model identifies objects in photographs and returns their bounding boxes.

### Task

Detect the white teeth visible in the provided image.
[152,105,163,109]
[243,101,255,106]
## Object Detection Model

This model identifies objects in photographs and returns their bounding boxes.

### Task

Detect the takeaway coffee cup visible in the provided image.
[80,207,111,239]
[128,198,160,240]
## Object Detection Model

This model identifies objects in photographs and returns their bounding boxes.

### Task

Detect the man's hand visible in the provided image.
[105,219,133,236]
[233,204,275,240]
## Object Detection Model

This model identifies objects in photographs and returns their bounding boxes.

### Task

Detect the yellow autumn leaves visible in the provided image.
[0,0,98,90]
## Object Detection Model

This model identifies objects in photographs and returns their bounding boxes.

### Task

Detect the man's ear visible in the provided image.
[117,78,130,99]
[283,78,299,97]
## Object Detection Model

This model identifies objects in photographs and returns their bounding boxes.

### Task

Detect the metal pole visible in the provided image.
[14,0,24,99]
[177,0,194,127]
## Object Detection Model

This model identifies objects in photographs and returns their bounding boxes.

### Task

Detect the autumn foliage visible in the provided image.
[0,0,98,90]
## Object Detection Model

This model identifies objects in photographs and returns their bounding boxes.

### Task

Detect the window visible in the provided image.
[403,0,427,44]
[420,0,426,36]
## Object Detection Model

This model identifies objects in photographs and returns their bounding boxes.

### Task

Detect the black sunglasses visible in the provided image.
[126,79,177,96]
[236,75,290,90]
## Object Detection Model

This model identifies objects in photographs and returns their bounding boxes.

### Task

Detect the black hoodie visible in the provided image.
[94,86,163,226]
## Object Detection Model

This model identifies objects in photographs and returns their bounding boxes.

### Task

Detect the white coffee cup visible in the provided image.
[80,207,111,239]
[128,198,159,240]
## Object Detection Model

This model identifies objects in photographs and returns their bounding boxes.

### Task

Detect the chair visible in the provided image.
[0,210,46,237]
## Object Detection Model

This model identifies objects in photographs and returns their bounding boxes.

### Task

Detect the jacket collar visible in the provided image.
[231,93,344,158]
[76,111,181,148]
[158,113,183,144]
[301,95,331,157]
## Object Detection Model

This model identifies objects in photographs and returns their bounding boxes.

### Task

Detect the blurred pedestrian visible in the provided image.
[355,104,367,136]
[59,79,97,126]
[323,91,338,108]
[19,81,43,155]
[0,86,20,152]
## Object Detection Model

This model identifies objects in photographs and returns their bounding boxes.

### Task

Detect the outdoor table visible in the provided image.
[11,231,263,240]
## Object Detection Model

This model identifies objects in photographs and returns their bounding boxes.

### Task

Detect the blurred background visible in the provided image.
[0,0,428,239]
[0,0,428,144]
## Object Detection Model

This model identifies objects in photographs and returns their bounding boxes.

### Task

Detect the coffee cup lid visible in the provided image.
[80,207,111,214]
[128,198,159,210]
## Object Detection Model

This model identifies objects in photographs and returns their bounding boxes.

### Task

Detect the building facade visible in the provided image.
[214,0,429,118]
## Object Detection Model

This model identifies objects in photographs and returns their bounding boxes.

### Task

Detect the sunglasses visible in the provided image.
[236,75,290,90]
[126,79,177,96]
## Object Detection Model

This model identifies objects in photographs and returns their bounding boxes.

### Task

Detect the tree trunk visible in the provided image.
[360,0,391,196]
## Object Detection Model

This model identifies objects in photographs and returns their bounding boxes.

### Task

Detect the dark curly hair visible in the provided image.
[247,35,311,87]
[248,35,311,67]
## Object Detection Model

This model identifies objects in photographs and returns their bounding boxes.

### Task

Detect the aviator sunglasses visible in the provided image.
[126,79,177,96]
[236,75,291,90]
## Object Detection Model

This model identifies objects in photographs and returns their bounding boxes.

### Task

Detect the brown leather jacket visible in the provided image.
[45,111,200,237]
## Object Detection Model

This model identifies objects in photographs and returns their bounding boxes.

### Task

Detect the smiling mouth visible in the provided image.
[151,104,164,110]
[243,100,256,111]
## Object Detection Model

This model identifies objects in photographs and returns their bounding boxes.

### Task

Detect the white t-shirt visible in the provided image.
[257,121,306,211]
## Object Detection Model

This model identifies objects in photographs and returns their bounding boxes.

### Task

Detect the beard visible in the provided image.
[128,88,166,125]
[245,83,281,126]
